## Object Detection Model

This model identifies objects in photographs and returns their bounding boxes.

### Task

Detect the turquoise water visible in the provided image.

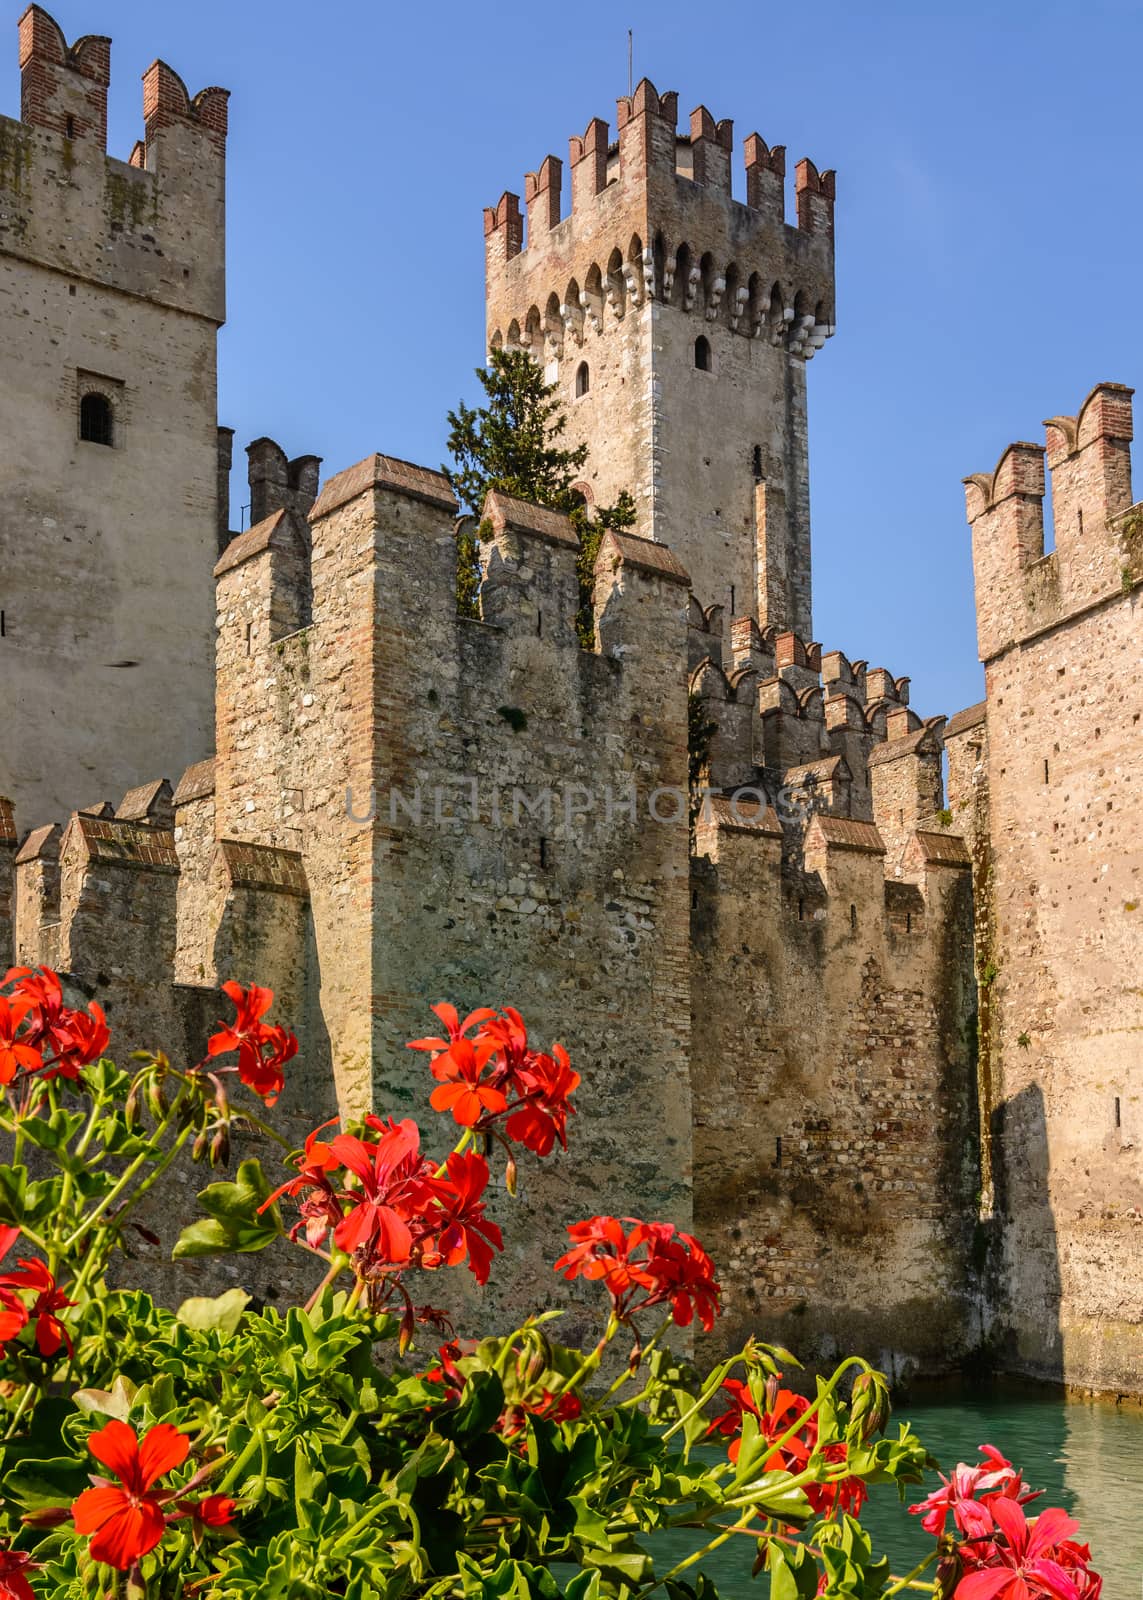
[647,1384,1143,1598]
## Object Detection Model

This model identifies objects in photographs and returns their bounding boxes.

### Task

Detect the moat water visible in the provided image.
[649,1382,1143,1598]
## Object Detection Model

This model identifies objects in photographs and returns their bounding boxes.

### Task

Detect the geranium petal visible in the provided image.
[954,1570,1016,1600]
[87,1420,141,1486]
[1027,1559,1081,1600]
[991,1492,1030,1558]
[1026,1507,1081,1560]
[89,1499,166,1570]
[137,1422,189,1489]
[73,1484,129,1535]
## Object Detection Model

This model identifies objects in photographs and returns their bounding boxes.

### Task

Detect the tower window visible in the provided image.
[752,444,763,481]
[79,392,114,447]
[694,335,712,372]
[575,361,590,397]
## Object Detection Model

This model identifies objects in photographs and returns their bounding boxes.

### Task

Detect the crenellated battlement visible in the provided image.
[690,615,939,844]
[485,77,835,363]
[2,5,228,324]
[691,772,975,1364]
[965,382,1139,662]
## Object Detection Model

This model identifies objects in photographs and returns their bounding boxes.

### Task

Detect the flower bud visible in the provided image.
[504,1154,518,1197]
[124,1083,142,1131]
[192,1129,209,1163]
[764,1372,781,1413]
[850,1371,890,1439]
[146,1079,168,1121]
[21,1506,69,1528]
[210,1127,230,1168]
[399,1307,415,1356]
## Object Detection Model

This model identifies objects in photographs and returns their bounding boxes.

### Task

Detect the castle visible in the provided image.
[1,7,1140,1394]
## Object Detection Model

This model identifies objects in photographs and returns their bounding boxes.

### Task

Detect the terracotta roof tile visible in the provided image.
[708,795,784,836]
[807,816,886,854]
[483,491,578,547]
[173,759,216,806]
[15,823,60,865]
[944,701,987,739]
[597,529,690,586]
[309,454,457,521]
[912,830,971,866]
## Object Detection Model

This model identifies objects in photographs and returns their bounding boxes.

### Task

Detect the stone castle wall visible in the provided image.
[0,6,226,827]
[0,440,982,1371]
[964,384,1143,1396]
[0,11,995,1382]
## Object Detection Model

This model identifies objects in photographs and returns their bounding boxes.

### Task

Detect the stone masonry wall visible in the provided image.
[965,382,1143,1395]
[0,7,226,827]
[691,803,977,1378]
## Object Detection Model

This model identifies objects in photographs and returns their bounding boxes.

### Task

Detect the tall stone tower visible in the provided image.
[962,382,1143,1395]
[0,6,228,826]
[484,80,835,640]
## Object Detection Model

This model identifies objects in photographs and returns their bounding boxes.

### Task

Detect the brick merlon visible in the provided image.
[308,454,458,521]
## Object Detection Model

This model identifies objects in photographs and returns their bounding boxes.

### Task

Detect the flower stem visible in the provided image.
[884,1550,940,1596]
[556,1312,618,1395]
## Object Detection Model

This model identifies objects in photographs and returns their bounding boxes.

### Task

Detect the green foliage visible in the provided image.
[571,491,637,648]
[444,350,589,519]
[0,1291,930,1599]
[443,350,635,635]
[456,517,482,620]
[687,692,719,828]
[0,974,1079,1599]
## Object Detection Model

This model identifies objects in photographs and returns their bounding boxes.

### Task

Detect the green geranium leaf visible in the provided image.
[72,1374,138,1421]
[2,1455,88,1510]
[0,1165,28,1225]
[177,1287,251,1334]
[580,1545,652,1585]
[172,1159,283,1258]
[564,1574,602,1600]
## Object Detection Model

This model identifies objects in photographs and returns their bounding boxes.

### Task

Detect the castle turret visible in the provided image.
[1,6,228,827]
[484,82,835,648]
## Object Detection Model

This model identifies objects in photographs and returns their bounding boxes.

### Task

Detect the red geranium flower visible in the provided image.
[910,1446,1040,1538]
[0,1260,74,1357]
[0,997,39,1086]
[407,1002,498,1054]
[429,1037,506,1127]
[261,1119,342,1247]
[2,967,66,1055]
[207,982,297,1106]
[434,1150,503,1285]
[554,1216,722,1331]
[0,1543,38,1600]
[44,1002,109,1081]
[505,1044,580,1156]
[72,1421,190,1570]
[328,1117,441,1263]
[954,1499,1100,1600]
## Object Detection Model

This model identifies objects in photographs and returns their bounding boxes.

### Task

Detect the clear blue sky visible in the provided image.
[9,0,1142,718]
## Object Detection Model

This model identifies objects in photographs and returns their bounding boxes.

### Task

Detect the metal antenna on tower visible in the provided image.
[628,29,633,96]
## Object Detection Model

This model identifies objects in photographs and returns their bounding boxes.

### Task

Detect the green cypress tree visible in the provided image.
[444,349,633,630]
[444,349,588,520]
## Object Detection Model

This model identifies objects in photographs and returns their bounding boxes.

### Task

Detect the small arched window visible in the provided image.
[79,392,114,447]
[694,335,712,373]
[575,361,590,397]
